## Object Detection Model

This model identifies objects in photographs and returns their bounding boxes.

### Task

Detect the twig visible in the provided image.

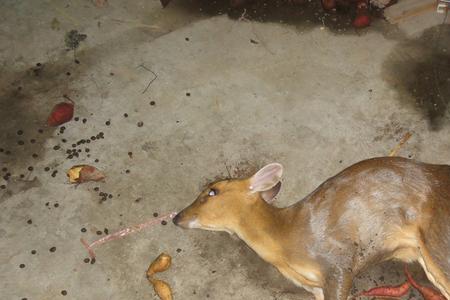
[109,18,162,30]
[80,211,178,259]
[63,94,75,104]
[388,132,412,157]
[224,163,232,178]
[138,64,158,94]
[238,8,250,22]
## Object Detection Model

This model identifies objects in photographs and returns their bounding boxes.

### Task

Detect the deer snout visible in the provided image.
[172,212,182,226]
[172,211,200,229]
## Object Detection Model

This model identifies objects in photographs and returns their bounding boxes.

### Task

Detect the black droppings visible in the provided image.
[27,219,32,224]
[49,246,56,252]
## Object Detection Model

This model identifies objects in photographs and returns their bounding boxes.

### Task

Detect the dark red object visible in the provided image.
[353,0,370,28]
[353,15,371,28]
[358,281,410,298]
[404,266,447,300]
[47,101,74,127]
[322,0,336,10]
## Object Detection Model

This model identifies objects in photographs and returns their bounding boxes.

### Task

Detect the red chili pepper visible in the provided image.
[47,101,74,126]
[358,281,410,298]
[404,265,447,300]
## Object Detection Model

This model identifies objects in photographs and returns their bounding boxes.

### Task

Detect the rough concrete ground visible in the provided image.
[0,0,449,299]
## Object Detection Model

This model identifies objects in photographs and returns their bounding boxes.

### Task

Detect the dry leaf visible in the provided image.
[147,253,172,277]
[67,165,105,184]
[151,279,173,300]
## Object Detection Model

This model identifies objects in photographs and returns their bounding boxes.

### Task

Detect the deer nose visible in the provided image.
[172,213,182,226]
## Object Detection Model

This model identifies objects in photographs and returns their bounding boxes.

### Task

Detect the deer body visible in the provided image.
[173,157,450,300]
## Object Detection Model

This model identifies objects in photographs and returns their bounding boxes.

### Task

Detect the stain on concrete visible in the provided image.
[0,177,41,203]
[383,25,450,130]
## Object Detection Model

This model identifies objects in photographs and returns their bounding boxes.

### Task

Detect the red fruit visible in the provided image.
[358,281,410,298]
[353,15,370,28]
[322,0,336,10]
[47,102,74,126]
[404,265,446,300]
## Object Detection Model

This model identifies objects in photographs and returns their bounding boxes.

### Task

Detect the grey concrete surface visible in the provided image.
[1,0,449,299]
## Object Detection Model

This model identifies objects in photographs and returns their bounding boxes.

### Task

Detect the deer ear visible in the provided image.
[260,181,282,203]
[249,163,283,192]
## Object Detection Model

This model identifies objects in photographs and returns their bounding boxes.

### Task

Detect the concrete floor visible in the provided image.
[1,0,449,299]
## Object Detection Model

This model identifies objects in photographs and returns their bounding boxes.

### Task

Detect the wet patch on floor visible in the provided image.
[167,0,385,34]
[383,24,450,130]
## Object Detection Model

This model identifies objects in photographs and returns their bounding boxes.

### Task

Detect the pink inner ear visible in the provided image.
[250,163,283,191]
[261,181,282,203]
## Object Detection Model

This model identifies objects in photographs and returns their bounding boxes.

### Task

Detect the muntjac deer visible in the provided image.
[173,157,450,300]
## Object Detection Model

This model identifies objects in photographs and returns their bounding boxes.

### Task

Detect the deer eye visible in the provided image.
[208,189,217,197]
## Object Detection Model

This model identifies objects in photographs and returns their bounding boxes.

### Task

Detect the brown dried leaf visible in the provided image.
[67,165,105,184]
[147,253,172,277]
[152,279,173,300]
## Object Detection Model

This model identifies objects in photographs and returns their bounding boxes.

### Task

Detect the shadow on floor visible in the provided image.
[383,24,450,131]
[168,0,387,35]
